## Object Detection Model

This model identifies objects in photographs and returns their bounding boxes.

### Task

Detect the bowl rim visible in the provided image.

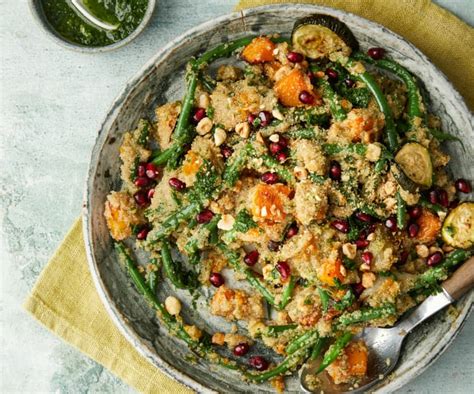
[28,0,157,53]
[82,3,473,392]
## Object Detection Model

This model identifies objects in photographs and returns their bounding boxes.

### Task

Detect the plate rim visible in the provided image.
[82,3,473,392]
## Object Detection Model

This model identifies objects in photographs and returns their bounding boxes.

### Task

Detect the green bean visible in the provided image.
[184,215,220,254]
[338,304,397,326]
[310,337,328,361]
[259,154,295,184]
[323,143,367,155]
[218,243,278,307]
[146,258,160,292]
[286,330,318,355]
[151,146,175,166]
[246,343,313,382]
[266,324,297,337]
[315,332,353,373]
[223,143,252,186]
[161,240,197,290]
[279,276,296,309]
[318,287,330,312]
[114,242,197,346]
[413,249,471,290]
[419,198,446,214]
[396,191,407,230]
[286,128,319,140]
[308,173,327,184]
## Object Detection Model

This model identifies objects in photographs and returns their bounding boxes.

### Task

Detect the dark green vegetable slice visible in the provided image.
[394,142,433,188]
[391,163,419,193]
[292,14,358,59]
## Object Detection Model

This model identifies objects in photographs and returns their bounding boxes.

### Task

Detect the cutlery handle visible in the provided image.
[442,256,474,300]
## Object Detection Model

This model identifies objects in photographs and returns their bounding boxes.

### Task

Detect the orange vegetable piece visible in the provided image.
[251,183,291,223]
[241,37,276,64]
[274,69,319,107]
[416,208,441,243]
[346,341,368,376]
[319,258,345,286]
[182,151,202,176]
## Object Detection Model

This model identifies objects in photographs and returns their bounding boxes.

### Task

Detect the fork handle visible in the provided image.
[442,256,474,300]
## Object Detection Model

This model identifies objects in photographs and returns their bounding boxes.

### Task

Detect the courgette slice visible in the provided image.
[394,143,433,189]
[292,14,358,59]
[442,202,474,249]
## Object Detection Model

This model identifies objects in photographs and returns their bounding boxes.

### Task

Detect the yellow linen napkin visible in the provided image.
[24,2,473,393]
[237,0,474,110]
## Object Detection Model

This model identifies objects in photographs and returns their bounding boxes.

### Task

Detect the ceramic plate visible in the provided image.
[83,4,473,392]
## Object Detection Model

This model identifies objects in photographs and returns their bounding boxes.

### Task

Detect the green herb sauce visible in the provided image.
[41,0,148,47]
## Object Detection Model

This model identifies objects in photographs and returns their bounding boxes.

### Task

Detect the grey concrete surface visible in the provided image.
[1,0,472,392]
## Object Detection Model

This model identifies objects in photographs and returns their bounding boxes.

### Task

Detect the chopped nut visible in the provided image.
[342,243,357,259]
[214,127,227,146]
[360,263,371,272]
[367,232,375,241]
[196,117,213,135]
[235,122,250,139]
[261,206,268,217]
[385,197,397,211]
[339,264,347,277]
[442,244,454,253]
[437,211,447,221]
[293,166,308,180]
[217,214,235,231]
[429,246,443,255]
[255,131,265,144]
[416,244,429,258]
[184,325,202,341]
[269,133,280,143]
[366,143,382,162]
[362,272,376,288]
[164,296,181,315]
[274,65,291,81]
[271,109,284,121]
[198,93,210,108]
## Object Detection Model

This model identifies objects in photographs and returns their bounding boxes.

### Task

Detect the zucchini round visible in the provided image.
[394,143,433,189]
[442,202,474,249]
[292,14,358,59]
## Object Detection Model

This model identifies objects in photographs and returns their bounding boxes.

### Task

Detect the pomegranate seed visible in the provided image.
[134,176,150,188]
[276,151,288,163]
[258,111,273,127]
[286,224,299,239]
[438,189,449,207]
[193,107,206,123]
[428,189,439,204]
[331,219,350,233]
[355,212,373,223]
[399,250,409,264]
[134,190,149,207]
[361,251,373,266]
[287,51,304,63]
[136,227,149,240]
[247,113,257,126]
[299,90,314,105]
[276,261,291,280]
[249,356,269,371]
[147,188,155,200]
[355,239,369,249]
[450,198,460,209]
[326,68,338,81]
[220,144,234,160]
[408,223,419,238]
[427,251,443,267]
[168,177,186,191]
[368,47,385,60]
[269,142,283,155]
[268,240,281,251]
[385,216,398,231]
[233,343,250,356]
[145,163,160,179]
[196,209,214,224]
[455,178,471,193]
[329,161,342,181]
[408,206,422,219]
[344,78,355,88]
[352,282,365,297]
[137,163,146,177]
[244,250,259,266]
[209,272,224,287]
[278,136,288,148]
[261,171,279,184]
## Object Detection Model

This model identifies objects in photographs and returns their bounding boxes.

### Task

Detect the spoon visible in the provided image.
[300,256,474,393]
[68,0,119,31]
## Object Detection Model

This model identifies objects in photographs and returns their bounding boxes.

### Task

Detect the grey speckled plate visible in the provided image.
[83,4,474,393]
